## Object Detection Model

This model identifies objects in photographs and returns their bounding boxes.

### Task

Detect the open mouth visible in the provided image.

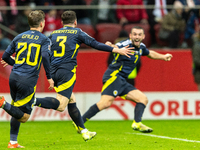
[134,40,140,44]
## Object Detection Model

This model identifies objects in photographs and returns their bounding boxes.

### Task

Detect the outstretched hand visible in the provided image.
[113,45,135,58]
[164,53,173,61]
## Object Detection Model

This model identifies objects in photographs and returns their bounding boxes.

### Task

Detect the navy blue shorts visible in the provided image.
[101,75,136,98]
[9,74,36,115]
[52,67,76,99]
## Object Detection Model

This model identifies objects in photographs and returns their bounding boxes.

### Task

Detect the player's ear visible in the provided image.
[40,21,44,28]
[74,20,77,27]
[129,33,132,38]
[142,34,145,40]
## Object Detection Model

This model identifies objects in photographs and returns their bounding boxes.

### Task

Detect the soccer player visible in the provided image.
[80,26,173,133]
[34,10,134,138]
[0,10,61,148]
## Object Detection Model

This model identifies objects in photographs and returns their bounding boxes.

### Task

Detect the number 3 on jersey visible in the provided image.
[16,42,41,66]
[54,36,67,57]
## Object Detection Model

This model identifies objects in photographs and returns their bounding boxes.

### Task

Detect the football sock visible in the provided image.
[3,102,24,119]
[134,103,146,122]
[35,97,60,110]
[10,117,20,142]
[82,104,100,123]
[81,128,88,133]
[68,103,85,130]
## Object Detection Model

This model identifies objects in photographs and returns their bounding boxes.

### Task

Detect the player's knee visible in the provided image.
[20,119,27,123]
[18,114,30,123]
[56,99,68,112]
[57,102,68,112]
[57,105,65,112]
[140,96,148,105]
[103,101,113,109]
[97,100,111,110]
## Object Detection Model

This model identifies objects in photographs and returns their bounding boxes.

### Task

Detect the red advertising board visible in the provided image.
[0,49,197,93]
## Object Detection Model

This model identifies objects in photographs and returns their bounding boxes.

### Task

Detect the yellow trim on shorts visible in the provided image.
[54,66,77,93]
[11,86,36,107]
[101,65,123,93]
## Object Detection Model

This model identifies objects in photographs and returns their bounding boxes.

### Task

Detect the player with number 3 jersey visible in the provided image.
[33,10,134,139]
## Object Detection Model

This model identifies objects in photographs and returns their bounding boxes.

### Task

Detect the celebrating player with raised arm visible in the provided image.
[33,10,134,141]
[0,10,61,148]
[78,26,172,133]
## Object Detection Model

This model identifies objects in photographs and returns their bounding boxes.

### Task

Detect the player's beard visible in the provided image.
[132,39,141,48]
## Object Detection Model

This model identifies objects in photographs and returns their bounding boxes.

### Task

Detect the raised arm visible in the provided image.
[79,31,134,58]
[105,41,134,58]
[105,41,118,48]
[90,40,134,58]
[148,50,172,61]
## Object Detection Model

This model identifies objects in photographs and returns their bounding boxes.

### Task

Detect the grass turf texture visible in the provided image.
[0,120,200,150]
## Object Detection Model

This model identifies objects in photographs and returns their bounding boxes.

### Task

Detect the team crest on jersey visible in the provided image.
[139,49,142,55]
[113,90,118,96]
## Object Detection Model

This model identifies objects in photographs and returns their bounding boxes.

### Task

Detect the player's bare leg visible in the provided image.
[97,95,115,110]
[56,93,69,112]
[0,96,30,123]
[126,89,153,133]
[82,95,115,123]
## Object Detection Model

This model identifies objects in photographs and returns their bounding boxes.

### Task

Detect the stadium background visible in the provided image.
[0,3,199,122]
[1,49,200,121]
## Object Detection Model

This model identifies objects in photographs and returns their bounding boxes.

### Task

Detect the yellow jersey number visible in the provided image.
[134,55,138,63]
[54,36,67,57]
[15,42,41,66]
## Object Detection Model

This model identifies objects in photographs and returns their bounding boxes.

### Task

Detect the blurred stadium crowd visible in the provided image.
[0,0,200,50]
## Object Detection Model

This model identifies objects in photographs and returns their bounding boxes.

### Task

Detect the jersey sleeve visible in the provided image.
[42,51,51,79]
[5,39,16,55]
[41,37,52,79]
[141,44,150,56]
[2,51,15,66]
[78,29,95,45]
[41,37,51,54]
[2,38,16,66]
[78,30,113,52]
[115,39,131,48]
[115,42,125,48]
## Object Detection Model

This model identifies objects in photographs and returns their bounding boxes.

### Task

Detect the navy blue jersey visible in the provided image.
[5,30,51,86]
[49,25,113,74]
[103,39,150,81]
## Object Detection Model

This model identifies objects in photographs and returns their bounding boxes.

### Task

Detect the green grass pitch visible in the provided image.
[0,120,200,150]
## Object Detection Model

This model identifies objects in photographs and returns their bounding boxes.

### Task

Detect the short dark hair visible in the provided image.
[28,10,45,28]
[131,26,144,33]
[61,10,77,24]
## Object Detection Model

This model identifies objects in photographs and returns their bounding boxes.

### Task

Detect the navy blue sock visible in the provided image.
[10,117,20,141]
[68,103,85,130]
[134,103,146,122]
[82,104,100,123]
[3,102,24,119]
[35,97,60,110]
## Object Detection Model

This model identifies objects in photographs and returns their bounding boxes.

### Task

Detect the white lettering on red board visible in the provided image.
[150,100,200,116]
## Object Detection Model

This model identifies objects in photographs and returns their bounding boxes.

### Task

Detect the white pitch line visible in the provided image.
[126,132,200,143]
